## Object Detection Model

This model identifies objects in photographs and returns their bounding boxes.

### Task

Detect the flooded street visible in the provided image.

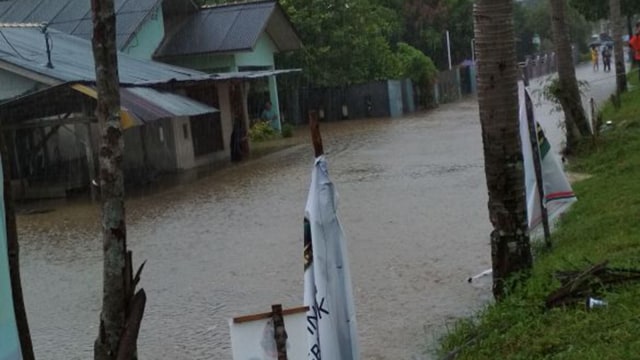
[18,64,615,360]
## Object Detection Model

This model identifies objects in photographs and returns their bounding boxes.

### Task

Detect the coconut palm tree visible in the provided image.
[473,0,532,299]
[610,0,627,93]
[549,0,591,153]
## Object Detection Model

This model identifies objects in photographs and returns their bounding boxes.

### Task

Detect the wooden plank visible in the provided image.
[233,306,309,324]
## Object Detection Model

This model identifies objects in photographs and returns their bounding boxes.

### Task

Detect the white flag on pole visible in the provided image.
[0,155,23,360]
[303,156,359,360]
[519,87,577,230]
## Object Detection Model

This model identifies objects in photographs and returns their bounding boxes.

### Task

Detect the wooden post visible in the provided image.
[524,90,551,247]
[271,304,288,360]
[308,111,324,157]
[1,131,35,359]
[91,0,145,359]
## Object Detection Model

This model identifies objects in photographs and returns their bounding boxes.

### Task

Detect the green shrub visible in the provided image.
[248,121,277,142]
[281,123,294,138]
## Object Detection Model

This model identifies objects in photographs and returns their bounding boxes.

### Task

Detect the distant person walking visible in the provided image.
[260,100,279,131]
[629,21,640,81]
[591,47,599,72]
[602,46,612,73]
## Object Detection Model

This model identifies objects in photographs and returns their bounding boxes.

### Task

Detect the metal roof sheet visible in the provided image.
[0,82,218,128]
[156,0,300,58]
[0,0,162,48]
[0,28,212,85]
[209,69,301,80]
[122,86,218,126]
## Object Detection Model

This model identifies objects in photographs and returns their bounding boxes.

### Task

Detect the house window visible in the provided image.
[183,124,189,139]
[190,113,224,157]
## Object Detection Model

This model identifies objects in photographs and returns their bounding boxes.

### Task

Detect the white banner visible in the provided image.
[303,156,359,360]
[519,87,577,230]
[0,156,22,360]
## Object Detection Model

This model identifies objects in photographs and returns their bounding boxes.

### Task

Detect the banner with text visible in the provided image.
[303,156,359,360]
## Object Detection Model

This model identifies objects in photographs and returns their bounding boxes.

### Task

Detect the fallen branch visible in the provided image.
[546,261,640,309]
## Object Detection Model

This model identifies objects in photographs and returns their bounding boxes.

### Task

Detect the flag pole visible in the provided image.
[522,71,551,247]
[309,111,324,157]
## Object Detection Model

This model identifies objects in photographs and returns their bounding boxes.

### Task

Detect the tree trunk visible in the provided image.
[91,1,145,359]
[473,0,532,299]
[1,132,35,360]
[610,0,627,94]
[549,0,590,152]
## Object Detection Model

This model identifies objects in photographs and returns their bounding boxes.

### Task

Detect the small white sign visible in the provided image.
[229,306,307,360]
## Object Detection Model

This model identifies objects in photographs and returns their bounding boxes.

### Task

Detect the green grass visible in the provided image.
[437,81,640,360]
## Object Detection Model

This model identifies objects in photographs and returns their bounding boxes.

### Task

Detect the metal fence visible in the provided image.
[519,52,558,81]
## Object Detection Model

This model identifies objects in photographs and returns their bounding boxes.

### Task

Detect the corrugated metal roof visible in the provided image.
[122,86,218,127]
[0,0,162,48]
[0,82,218,128]
[156,0,301,58]
[209,69,301,80]
[0,28,212,85]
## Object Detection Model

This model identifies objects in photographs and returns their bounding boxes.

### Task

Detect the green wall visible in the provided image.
[235,33,277,69]
[0,69,40,100]
[123,5,165,60]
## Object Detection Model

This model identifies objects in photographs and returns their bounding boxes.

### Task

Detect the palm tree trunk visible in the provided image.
[91,0,146,359]
[549,0,590,152]
[610,0,627,93]
[474,0,532,299]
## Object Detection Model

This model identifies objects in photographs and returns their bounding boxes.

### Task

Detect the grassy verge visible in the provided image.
[438,82,640,359]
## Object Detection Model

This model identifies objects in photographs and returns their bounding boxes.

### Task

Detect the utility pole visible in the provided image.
[90,1,146,359]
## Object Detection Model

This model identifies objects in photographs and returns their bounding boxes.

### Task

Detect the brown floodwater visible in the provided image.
[18,63,615,360]
[17,100,492,360]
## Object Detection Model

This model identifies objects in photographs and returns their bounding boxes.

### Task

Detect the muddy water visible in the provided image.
[19,100,494,360]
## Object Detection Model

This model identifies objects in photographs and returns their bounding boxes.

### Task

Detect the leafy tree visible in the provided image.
[402,0,474,69]
[514,0,591,58]
[395,42,438,106]
[279,0,401,86]
[569,0,640,22]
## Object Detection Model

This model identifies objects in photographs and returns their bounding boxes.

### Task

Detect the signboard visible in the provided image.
[229,306,307,360]
[0,158,22,360]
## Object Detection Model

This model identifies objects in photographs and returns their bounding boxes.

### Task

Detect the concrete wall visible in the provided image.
[122,119,178,182]
[0,69,39,100]
[171,116,196,170]
[387,80,404,118]
[123,5,165,59]
[216,82,233,153]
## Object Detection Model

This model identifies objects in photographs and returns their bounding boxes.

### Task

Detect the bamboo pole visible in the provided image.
[523,89,551,247]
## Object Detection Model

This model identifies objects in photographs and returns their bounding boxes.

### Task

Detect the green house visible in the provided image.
[0,0,302,194]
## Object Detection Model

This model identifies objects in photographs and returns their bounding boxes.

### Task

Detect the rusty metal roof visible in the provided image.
[156,0,301,58]
[0,0,163,49]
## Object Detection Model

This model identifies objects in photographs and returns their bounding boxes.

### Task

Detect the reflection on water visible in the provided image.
[19,106,493,359]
